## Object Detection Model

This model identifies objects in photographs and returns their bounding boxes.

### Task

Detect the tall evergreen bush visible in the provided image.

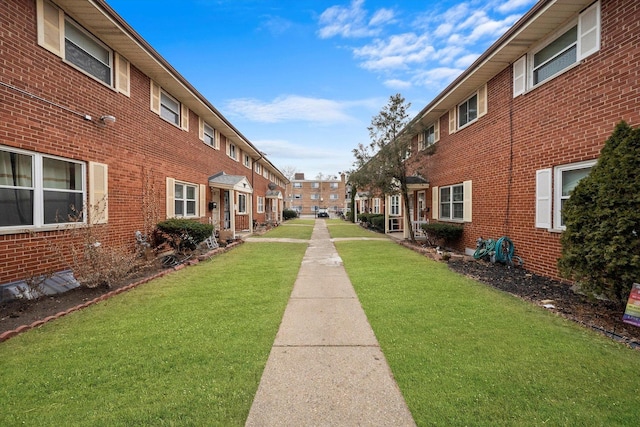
[558,121,640,303]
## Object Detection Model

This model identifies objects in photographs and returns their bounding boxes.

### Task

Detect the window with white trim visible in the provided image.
[257,196,264,213]
[254,163,262,174]
[64,18,112,85]
[161,91,180,126]
[330,194,338,200]
[513,1,600,96]
[311,194,319,200]
[419,122,439,150]
[330,182,338,189]
[458,94,477,129]
[243,154,251,168]
[293,194,302,199]
[432,181,472,222]
[228,143,237,160]
[450,85,487,133]
[390,195,400,216]
[311,182,320,188]
[201,121,219,149]
[174,182,197,217]
[237,193,247,214]
[373,198,381,214]
[536,160,595,230]
[293,182,302,188]
[1,147,86,229]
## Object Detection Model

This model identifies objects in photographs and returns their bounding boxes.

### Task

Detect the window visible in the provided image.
[458,94,477,129]
[254,163,262,174]
[257,196,264,213]
[311,182,320,188]
[449,85,486,133]
[174,182,197,217]
[440,185,464,220]
[243,154,251,168]
[432,181,472,222]
[161,91,180,126]
[419,122,439,150]
[202,121,219,149]
[330,182,338,189]
[311,194,320,200]
[228,143,237,160]
[330,194,338,200]
[536,160,596,230]
[390,195,400,216]
[293,182,302,188]
[293,194,302,199]
[238,193,247,214]
[513,1,600,96]
[1,147,86,229]
[373,198,381,214]
[64,18,112,85]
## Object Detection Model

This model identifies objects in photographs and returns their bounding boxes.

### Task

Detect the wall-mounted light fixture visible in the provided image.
[100,115,116,125]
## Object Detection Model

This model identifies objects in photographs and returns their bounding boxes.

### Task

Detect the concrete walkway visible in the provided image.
[245,220,416,426]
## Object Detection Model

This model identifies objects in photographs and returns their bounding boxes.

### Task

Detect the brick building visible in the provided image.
[0,0,287,289]
[285,173,348,216]
[367,0,639,281]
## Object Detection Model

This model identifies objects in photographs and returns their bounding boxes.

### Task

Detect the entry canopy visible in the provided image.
[265,190,282,199]
[209,172,253,193]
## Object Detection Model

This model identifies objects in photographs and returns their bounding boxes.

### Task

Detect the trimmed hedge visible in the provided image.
[156,218,213,251]
[283,209,298,220]
[422,222,464,245]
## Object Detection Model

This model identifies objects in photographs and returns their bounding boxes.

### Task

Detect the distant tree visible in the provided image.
[280,166,298,182]
[558,121,640,304]
[351,94,417,240]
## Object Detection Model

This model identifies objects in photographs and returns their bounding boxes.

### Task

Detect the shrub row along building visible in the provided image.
[1,0,287,292]
[354,0,639,281]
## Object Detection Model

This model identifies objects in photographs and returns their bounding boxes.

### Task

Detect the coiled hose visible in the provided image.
[474,236,523,266]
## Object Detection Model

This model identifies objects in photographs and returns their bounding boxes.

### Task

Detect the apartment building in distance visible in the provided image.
[285,173,348,216]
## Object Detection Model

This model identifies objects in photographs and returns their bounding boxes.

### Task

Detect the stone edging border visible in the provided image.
[0,241,243,343]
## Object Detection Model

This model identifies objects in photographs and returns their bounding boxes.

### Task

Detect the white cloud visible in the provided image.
[317,0,394,39]
[454,53,480,68]
[384,79,412,90]
[224,95,381,124]
[354,33,434,71]
[496,0,537,14]
[252,139,336,159]
[412,67,464,88]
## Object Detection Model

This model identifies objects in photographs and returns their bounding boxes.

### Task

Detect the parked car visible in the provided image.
[317,209,329,218]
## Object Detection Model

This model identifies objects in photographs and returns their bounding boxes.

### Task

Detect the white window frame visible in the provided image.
[390,195,401,216]
[173,181,198,218]
[237,193,247,214]
[458,93,478,129]
[311,193,320,200]
[433,181,472,222]
[514,1,600,97]
[202,122,219,149]
[64,17,113,86]
[330,182,339,189]
[330,194,338,200]
[0,146,86,232]
[257,196,264,213]
[160,90,181,126]
[419,122,439,150]
[311,182,320,189]
[243,154,251,168]
[373,198,381,214]
[293,194,302,200]
[554,160,596,230]
[293,182,302,188]
[228,143,237,161]
[439,184,464,221]
[254,163,262,174]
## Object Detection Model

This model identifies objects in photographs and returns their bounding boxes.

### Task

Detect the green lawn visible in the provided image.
[251,220,313,239]
[0,243,306,426]
[335,239,640,426]
[327,221,386,239]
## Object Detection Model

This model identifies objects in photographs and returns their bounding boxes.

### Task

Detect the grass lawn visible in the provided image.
[0,242,306,426]
[326,221,386,239]
[251,220,314,239]
[335,239,640,426]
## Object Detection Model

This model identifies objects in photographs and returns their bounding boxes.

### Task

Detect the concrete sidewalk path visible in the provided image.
[245,220,416,426]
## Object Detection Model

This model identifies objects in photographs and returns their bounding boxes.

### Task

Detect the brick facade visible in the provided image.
[285,174,348,216]
[400,0,640,281]
[1,0,286,285]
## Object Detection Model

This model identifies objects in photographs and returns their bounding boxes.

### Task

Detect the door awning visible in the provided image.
[265,190,282,199]
[209,172,253,193]
[406,175,430,191]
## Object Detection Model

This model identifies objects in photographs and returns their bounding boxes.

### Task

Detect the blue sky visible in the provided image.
[106,0,537,179]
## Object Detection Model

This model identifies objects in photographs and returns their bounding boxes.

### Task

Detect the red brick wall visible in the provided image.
[0,0,283,284]
[406,0,640,280]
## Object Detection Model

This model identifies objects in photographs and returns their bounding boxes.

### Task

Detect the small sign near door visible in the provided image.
[622,283,640,327]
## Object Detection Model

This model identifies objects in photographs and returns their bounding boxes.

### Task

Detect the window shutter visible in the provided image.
[417,131,424,150]
[115,54,130,96]
[477,84,487,118]
[578,1,600,59]
[199,184,207,217]
[535,168,552,228]
[432,186,439,220]
[181,105,189,131]
[198,117,204,141]
[463,180,472,222]
[37,0,63,56]
[166,177,175,218]
[434,120,440,143]
[513,55,527,97]
[448,107,456,134]
[214,129,220,149]
[89,162,108,224]
[150,81,161,114]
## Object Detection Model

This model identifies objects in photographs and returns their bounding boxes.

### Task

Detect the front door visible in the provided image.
[223,190,231,229]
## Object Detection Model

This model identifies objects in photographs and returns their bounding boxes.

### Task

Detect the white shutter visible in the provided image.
[199,184,207,217]
[417,131,425,150]
[89,162,108,224]
[578,1,600,59]
[432,186,439,220]
[198,117,204,141]
[513,55,527,97]
[150,81,161,114]
[448,107,456,134]
[115,54,130,96]
[477,84,487,118]
[434,119,440,143]
[37,0,63,56]
[535,169,552,228]
[166,177,175,218]
[181,105,189,131]
[214,129,220,149]
[463,180,472,222]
